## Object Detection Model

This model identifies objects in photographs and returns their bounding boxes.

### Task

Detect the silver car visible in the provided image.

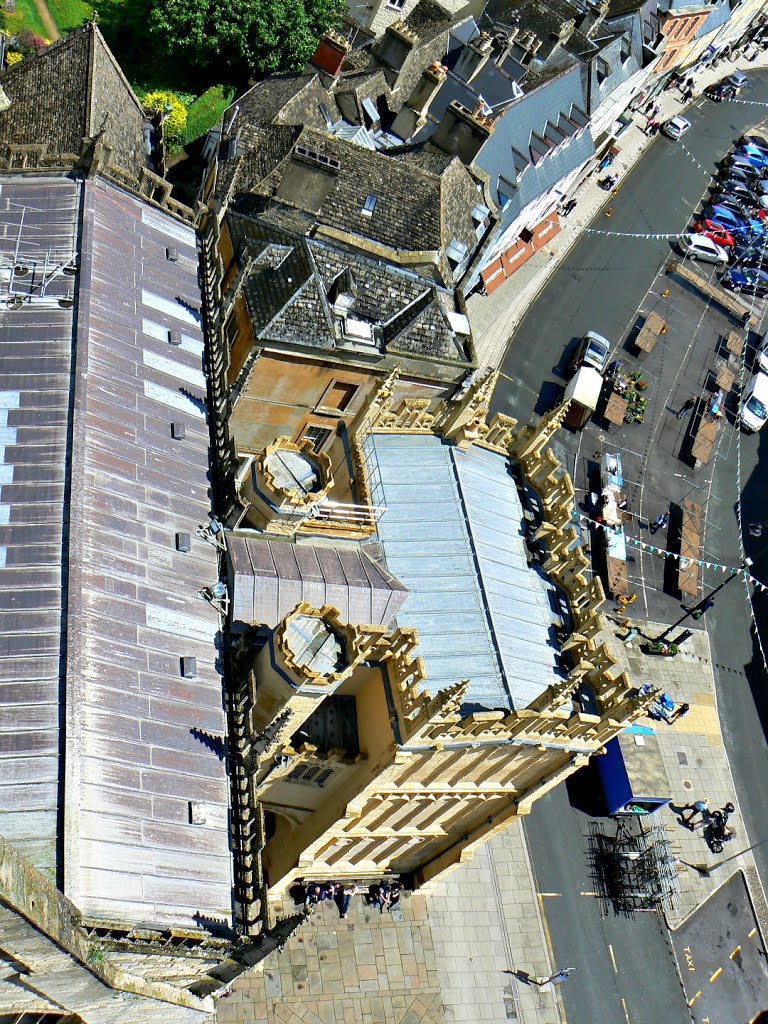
[663,116,691,141]
[679,233,729,265]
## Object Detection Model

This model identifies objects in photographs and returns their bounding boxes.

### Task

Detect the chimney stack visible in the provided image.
[391,62,447,140]
[431,100,494,165]
[310,30,351,77]
[453,32,494,83]
[373,20,420,72]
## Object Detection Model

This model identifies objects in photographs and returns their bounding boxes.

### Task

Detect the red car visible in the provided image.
[693,219,736,248]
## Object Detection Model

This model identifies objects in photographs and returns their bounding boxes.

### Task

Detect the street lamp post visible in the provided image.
[655,560,751,641]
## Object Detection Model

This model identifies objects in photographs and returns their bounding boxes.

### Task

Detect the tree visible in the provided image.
[146,0,345,75]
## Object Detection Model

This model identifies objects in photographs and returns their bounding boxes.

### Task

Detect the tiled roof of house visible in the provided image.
[0,23,147,178]
[226,213,472,366]
[231,126,480,282]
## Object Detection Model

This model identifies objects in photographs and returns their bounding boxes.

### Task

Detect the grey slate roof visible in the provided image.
[0,177,233,927]
[0,23,148,179]
[232,124,481,277]
[365,433,563,712]
[0,178,79,878]
[227,536,409,628]
[226,213,472,365]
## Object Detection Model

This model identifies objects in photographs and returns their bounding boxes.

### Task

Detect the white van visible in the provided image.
[740,371,768,432]
[754,333,768,374]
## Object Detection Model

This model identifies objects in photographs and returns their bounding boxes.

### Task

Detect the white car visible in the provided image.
[568,330,612,375]
[679,233,729,265]
[663,116,691,141]
[728,71,749,90]
[740,371,768,432]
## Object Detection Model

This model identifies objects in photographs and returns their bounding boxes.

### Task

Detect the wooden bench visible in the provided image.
[669,261,758,327]
[690,412,718,468]
[605,555,629,598]
[634,311,665,358]
[603,391,628,429]
[678,499,703,597]
[715,362,736,393]
[725,330,744,357]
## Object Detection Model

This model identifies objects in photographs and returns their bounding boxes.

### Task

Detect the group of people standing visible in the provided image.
[303,880,402,919]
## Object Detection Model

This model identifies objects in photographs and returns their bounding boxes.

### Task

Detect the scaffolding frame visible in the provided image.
[588,815,681,916]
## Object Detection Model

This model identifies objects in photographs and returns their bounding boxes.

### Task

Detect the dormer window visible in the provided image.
[596,57,610,85]
[362,194,377,216]
[446,240,468,269]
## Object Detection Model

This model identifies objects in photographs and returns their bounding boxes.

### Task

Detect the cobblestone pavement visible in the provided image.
[467,50,768,371]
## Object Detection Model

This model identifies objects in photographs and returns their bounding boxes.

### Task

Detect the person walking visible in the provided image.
[682,798,709,830]
[646,116,657,135]
[650,512,669,533]
[677,397,696,419]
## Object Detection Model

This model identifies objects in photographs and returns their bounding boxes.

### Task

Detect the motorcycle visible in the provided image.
[709,803,735,853]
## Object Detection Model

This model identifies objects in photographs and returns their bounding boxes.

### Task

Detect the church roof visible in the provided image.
[0,23,148,178]
[365,433,564,712]
[227,536,409,629]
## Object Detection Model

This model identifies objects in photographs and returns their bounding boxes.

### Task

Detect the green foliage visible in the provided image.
[45,0,92,32]
[182,84,235,145]
[1,0,48,42]
[86,946,106,966]
[142,89,188,146]
[146,0,345,74]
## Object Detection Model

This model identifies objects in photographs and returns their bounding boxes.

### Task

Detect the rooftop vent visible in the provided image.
[166,246,179,262]
[168,328,182,345]
[171,421,186,439]
[176,531,191,552]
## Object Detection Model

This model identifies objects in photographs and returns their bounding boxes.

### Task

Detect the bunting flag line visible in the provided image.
[573,510,766,590]
[676,140,713,180]
[583,228,686,239]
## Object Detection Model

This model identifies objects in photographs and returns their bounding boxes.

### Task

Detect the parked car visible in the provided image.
[728,155,767,178]
[742,143,768,162]
[706,82,739,101]
[753,333,768,374]
[662,116,691,141]
[706,204,764,233]
[733,245,768,269]
[679,234,729,265]
[735,147,768,170]
[693,220,735,248]
[719,165,758,187]
[710,192,753,216]
[740,133,768,152]
[722,266,768,296]
[715,180,756,205]
[740,371,768,432]
[728,70,749,90]
[567,330,612,375]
